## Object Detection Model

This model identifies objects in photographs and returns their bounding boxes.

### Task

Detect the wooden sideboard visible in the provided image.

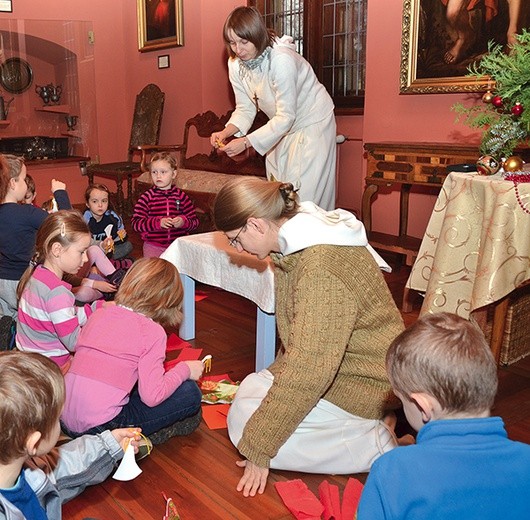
[362,142,480,265]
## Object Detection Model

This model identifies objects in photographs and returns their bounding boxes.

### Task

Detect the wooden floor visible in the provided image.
[63,225,530,519]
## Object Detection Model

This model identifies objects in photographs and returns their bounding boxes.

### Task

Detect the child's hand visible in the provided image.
[51,179,66,192]
[93,280,118,294]
[160,217,174,229]
[101,237,114,253]
[171,217,184,228]
[111,427,142,454]
[184,360,205,380]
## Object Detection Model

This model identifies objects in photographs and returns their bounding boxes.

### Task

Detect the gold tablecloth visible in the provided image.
[406,171,530,318]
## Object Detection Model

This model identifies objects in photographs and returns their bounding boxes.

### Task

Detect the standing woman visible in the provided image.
[213,178,404,497]
[210,6,337,210]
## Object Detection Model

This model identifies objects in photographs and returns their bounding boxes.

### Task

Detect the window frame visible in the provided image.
[249,0,365,114]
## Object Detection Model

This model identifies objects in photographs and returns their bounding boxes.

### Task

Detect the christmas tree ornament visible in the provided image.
[491,95,503,108]
[503,156,524,172]
[482,90,494,103]
[476,155,501,175]
[511,103,524,116]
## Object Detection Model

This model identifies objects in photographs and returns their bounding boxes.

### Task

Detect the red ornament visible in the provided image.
[491,96,503,108]
[512,102,524,116]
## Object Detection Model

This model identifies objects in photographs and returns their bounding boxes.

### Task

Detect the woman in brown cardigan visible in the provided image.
[213,178,404,497]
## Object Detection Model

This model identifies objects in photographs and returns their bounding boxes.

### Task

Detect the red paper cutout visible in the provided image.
[319,480,342,520]
[274,479,324,520]
[341,478,364,520]
[201,403,230,429]
[175,347,203,362]
[166,333,192,351]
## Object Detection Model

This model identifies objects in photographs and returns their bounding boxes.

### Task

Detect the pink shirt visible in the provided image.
[62,305,190,432]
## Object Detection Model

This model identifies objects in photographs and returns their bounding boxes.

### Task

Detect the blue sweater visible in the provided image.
[0,190,70,280]
[358,417,530,520]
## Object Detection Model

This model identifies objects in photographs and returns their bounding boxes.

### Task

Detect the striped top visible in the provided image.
[131,186,200,247]
[16,265,102,367]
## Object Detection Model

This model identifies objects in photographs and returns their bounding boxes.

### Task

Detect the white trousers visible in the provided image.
[266,115,337,211]
[228,370,397,474]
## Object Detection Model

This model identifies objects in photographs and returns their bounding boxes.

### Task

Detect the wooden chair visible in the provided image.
[178,110,267,176]
[80,83,166,215]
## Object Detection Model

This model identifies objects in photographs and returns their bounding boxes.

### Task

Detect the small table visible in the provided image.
[161,232,276,371]
[405,171,530,359]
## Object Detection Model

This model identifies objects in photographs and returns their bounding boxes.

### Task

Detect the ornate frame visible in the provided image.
[137,0,184,52]
[399,0,497,94]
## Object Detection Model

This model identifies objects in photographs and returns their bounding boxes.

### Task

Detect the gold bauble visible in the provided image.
[482,90,494,103]
[503,156,524,172]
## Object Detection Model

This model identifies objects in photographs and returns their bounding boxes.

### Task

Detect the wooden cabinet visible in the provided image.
[362,142,480,265]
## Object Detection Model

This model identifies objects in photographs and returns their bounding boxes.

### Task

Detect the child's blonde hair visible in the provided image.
[17,210,90,299]
[0,351,65,464]
[149,152,177,172]
[0,154,25,202]
[114,257,183,328]
[386,312,498,415]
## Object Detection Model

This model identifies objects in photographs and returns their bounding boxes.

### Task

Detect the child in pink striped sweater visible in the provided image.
[16,211,113,373]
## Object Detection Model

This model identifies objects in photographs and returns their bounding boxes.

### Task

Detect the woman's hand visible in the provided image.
[184,360,204,380]
[235,459,269,497]
[222,138,249,158]
[210,131,226,148]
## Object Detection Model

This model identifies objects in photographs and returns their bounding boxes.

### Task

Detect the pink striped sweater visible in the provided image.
[16,265,102,367]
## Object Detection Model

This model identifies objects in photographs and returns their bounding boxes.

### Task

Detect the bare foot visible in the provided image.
[444,36,468,64]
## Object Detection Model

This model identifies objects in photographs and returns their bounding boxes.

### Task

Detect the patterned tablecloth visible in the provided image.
[406,171,530,318]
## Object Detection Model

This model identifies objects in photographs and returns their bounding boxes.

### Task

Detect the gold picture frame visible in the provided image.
[399,0,517,94]
[137,0,184,53]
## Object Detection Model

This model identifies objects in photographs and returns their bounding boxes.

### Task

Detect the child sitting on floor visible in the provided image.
[16,211,116,373]
[358,312,530,520]
[83,183,134,267]
[0,350,141,520]
[61,257,204,445]
[131,152,199,258]
[0,154,70,320]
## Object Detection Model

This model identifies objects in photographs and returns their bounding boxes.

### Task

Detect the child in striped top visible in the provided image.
[16,211,112,373]
[131,152,199,258]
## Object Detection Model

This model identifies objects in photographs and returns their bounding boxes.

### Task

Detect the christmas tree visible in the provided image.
[453,29,530,160]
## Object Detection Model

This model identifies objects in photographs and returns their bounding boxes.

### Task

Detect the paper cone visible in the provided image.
[113,442,142,481]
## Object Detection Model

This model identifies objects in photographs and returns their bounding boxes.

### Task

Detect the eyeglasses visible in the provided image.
[228,225,246,248]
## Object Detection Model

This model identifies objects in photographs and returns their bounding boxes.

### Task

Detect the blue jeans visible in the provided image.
[62,380,202,437]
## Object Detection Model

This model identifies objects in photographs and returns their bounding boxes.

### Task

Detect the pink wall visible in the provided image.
[1,0,483,235]
[362,0,482,237]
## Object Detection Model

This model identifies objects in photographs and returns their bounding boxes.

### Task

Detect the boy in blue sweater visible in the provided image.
[358,312,530,520]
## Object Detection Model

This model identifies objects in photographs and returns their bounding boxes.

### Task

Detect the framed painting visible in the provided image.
[137,0,184,52]
[400,0,526,94]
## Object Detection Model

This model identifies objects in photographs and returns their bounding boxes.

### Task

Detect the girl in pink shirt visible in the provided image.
[16,211,108,373]
[61,257,204,445]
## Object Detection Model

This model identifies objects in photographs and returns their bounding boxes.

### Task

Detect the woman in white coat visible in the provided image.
[210,6,337,210]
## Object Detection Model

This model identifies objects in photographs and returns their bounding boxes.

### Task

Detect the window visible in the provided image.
[250,0,367,112]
